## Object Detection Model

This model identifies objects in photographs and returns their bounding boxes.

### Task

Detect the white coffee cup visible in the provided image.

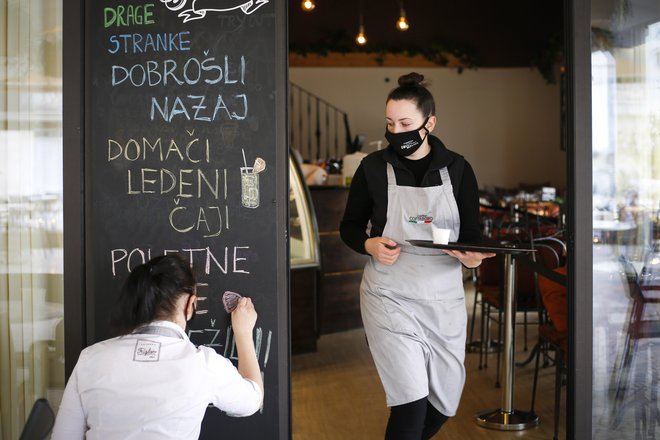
[432,226,451,245]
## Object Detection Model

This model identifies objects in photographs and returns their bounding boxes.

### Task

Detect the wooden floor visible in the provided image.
[292,284,566,440]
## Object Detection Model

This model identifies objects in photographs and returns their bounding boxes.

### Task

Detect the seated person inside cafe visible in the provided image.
[51,254,263,439]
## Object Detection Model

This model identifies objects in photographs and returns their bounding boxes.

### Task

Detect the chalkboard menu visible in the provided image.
[82,0,289,438]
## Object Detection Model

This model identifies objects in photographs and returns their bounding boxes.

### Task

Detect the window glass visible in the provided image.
[591,2,660,437]
[0,0,64,437]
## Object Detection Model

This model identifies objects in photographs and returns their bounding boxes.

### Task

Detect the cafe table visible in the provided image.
[408,238,539,430]
[592,219,636,242]
[475,250,539,430]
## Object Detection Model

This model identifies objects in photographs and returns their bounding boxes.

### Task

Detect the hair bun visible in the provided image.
[398,72,425,87]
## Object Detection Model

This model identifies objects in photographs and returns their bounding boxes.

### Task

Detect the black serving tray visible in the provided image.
[406,239,536,254]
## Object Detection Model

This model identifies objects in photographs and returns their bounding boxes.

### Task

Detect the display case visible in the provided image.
[309,186,368,334]
[290,154,320,268]
[289,153,321,354]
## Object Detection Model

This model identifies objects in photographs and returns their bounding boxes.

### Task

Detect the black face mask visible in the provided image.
[385,118,430,157]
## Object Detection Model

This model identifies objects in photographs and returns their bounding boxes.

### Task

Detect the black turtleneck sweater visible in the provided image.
[340,135,481,254]
[399,152,434,186]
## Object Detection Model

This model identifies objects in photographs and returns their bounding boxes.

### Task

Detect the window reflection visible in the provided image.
[592,1,660,438]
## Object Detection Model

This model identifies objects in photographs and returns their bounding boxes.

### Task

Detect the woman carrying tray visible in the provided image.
[340,72,494,439]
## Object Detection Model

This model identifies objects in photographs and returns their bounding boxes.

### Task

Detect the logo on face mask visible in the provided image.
[385,117,430,157]
[401,140,419,150]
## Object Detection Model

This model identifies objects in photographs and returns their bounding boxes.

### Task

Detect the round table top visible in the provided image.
[592,219,636,232]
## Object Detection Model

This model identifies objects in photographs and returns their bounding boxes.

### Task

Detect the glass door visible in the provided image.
[591,1,660,437]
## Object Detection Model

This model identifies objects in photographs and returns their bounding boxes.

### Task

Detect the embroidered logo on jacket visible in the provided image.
[407,213,433,224]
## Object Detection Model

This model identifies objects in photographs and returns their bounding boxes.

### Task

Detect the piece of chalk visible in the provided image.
[222,291,243,313]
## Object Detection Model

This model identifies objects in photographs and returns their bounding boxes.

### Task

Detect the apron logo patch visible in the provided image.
[407,213,433,224]
[133,340,161,362]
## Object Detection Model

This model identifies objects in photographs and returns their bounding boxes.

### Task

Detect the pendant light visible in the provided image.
[396,2,409,31]
[301,0,315,12]
[356,0,367,45]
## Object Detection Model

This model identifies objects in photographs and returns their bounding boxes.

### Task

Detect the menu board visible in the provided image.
[83,1,288,438]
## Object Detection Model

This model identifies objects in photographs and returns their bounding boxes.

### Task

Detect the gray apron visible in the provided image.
[361,163,466,416]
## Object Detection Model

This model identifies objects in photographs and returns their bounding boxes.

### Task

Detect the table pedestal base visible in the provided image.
[475,409,539,431]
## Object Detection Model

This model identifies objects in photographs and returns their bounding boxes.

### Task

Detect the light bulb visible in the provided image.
[397,15,409,31]
[356,27,367,45]
[301,0,315,12]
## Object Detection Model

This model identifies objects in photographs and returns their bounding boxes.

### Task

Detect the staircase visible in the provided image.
[289,82,354,163]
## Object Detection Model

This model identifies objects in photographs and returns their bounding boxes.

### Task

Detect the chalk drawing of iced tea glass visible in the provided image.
[241,166,259,208]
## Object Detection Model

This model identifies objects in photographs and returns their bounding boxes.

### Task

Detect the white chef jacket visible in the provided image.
[51,320,262,440]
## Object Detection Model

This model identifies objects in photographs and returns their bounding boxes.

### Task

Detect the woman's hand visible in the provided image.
[443,250,495,268]
[230,297,264,401]
[231,297,257,338]
[365,237,401,266]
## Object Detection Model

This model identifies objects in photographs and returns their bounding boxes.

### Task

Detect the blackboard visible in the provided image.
[82,1,289,438]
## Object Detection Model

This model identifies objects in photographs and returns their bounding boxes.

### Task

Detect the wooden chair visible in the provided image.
[482,258,540,387]
[467,208,505,361]
[481,233,553,387]
[474,254,504,370]
[530,264,567,440]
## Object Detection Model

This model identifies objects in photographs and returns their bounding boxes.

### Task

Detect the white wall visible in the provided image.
[290,67,566,190]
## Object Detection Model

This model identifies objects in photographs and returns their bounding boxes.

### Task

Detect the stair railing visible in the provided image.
[289,82,353,163]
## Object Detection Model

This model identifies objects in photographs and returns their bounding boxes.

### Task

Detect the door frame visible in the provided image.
[566,0,593,439]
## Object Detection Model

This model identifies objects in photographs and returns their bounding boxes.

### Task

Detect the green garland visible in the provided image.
[291,33,564,83]
[289,31,479,73]
[529,33,564,84]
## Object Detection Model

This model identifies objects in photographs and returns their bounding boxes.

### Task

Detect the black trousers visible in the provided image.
[384,397,449,440]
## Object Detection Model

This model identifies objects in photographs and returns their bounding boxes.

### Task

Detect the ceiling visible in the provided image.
[288,0,564,67]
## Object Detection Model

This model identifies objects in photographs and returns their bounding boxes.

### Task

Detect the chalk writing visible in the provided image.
[215,11,276,29]
[110,246,251,276]
[126,168,225,199]
[104,4,155,28]
[208,325,272,368]
[109,55,247,122]
[108,31,191,54]
[112,56,245,87]
[107,136,211,163]
[150,94,248,122]
[107,134,233,233]
[169,204,229,237]
[91,0,282,428]
[195,282,208,315]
